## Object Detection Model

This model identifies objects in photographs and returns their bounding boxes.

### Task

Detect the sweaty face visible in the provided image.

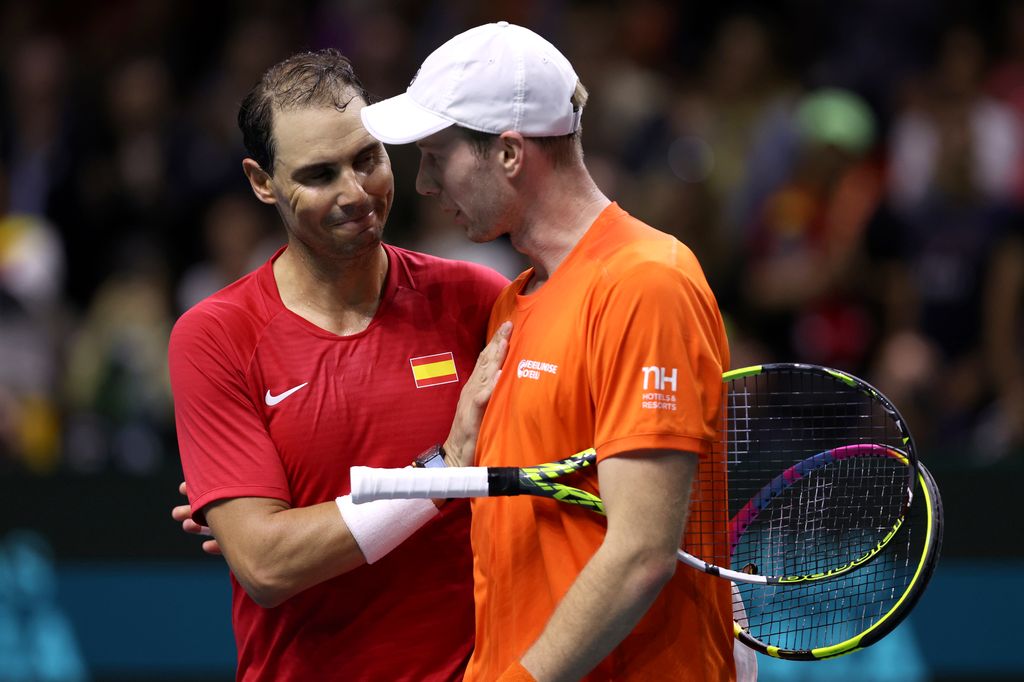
[267,100,394,261]
[414,128,508,243]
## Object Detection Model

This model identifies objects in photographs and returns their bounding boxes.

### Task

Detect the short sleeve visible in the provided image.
[588,262,728,460]
[169,307,291,524]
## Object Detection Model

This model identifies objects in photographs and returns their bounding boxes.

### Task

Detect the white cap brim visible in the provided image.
[360,93,456,145]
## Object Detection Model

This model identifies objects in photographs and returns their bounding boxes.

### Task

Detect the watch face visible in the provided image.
[414,444,446,468]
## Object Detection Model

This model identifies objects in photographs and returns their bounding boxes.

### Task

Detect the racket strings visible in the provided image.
[745,458,905,579]
[697,369,912,571]
[704,366,925,653]
[734,506,924,651]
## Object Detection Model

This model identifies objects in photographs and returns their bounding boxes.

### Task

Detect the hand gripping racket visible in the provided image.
[350,363,943,660]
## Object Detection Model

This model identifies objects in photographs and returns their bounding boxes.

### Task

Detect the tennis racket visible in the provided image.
[734,458,942,660]
[350,363,943,659]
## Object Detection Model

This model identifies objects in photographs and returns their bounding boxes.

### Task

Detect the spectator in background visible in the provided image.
[175,193,278,312]
[2,35,71,218]
[611,12,797,316]
[986,0,1024,202]
[0,158,66,474]
[62,239,175,475]
[568,0,677,164]
[888,25,1021,212]
[180,16,294,206]
[739,88,882,371]
[697,13,797,263]
[872,24,1021,453]
[978,215,1024,462]
[309,2,419,105]
[67,55,185,299]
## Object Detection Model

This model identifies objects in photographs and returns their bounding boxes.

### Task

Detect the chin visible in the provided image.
[332,230,384,260]
[466,224,502,244]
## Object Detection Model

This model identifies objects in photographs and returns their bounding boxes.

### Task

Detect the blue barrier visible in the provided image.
[0,527,1016,681]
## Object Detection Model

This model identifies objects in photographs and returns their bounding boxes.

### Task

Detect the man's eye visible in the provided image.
[356,151,379,171]
[307,169,335,183]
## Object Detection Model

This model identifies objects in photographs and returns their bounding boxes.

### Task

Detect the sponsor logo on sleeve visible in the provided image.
[641,366,677,411]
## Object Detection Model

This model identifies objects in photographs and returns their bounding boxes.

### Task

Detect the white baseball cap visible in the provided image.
[361,21,582,144]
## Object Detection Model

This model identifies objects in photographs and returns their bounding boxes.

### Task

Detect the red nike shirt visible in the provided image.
[169,244,508,681]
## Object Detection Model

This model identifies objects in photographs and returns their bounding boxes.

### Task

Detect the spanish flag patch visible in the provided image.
[409,352,459,388]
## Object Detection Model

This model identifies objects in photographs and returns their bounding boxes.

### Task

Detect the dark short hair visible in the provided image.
[458,80,588,168]
[238,49,371,175]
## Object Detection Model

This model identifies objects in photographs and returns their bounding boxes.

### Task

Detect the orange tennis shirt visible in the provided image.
[465,204,735,681]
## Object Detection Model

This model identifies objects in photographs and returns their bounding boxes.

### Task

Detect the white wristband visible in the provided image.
[335,494,438,564]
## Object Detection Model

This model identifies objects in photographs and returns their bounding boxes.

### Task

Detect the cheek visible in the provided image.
[366,167,395,201]
[285,184,307,212]
[466,167,500,204]
[292,188,335,223]
[443,165,474,198]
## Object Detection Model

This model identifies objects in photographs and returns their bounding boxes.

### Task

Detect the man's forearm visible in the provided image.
[519,540,677,681]
[208,492,445,608]
[516,450,697,681]
[208,499,370,608]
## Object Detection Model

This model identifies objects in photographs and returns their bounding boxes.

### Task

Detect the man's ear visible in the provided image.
[498,132,525,178]
[242,158,276,205]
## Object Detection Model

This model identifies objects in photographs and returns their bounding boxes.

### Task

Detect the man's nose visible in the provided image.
[335,169,370,207]
[415,158,438,197]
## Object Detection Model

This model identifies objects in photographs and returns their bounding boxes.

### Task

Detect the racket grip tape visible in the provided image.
[487,467,522,496]
[350,466,490,503]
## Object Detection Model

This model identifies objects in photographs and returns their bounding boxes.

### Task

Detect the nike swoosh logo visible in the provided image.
[265,382,309,406]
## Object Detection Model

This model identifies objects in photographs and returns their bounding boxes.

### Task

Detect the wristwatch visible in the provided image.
[413,443,447,468]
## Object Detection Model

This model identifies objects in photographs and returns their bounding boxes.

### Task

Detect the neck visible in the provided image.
[274,243,389,336]
[513,172,610,293]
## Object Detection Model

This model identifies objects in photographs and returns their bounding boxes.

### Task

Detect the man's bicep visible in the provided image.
[204,497,290,542]
[203,497,292,569]
[597,450,698,550]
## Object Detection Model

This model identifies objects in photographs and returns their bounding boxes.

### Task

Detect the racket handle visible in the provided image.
[350,466,490,503]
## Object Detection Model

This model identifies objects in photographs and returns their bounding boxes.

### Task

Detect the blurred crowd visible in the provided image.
[0,0,1021,476]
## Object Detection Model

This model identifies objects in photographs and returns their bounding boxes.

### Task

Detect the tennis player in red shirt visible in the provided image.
[170,49,510,681]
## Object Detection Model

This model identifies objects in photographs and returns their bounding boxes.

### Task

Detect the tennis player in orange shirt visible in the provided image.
[362,22,755,681]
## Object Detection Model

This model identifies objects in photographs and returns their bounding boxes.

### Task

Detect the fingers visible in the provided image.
[202,539,223,556]
[179,516,213,537]
[470,321,512,397]
[174,499,212,536]
[182,518,213,536]
[488,320,512,350]
[443,321,513,467]
[173,480,220,555]
[171,503,191,522]
[482,321,512,370]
